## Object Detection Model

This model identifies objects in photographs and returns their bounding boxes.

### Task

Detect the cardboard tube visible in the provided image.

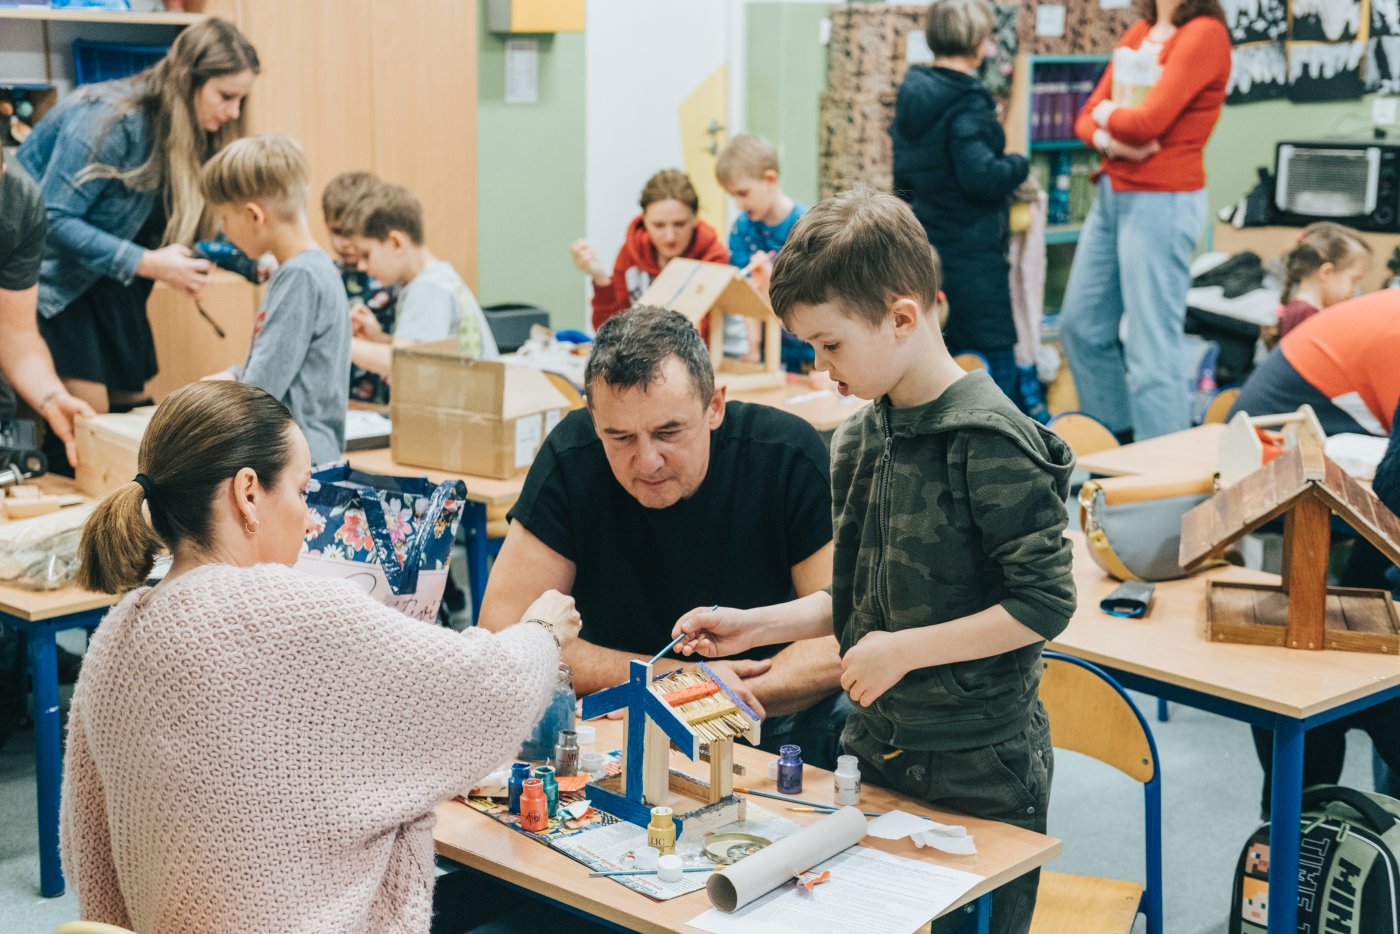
[706,805,867,912]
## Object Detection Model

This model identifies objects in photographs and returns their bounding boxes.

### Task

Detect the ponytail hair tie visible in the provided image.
[133,473,155,498]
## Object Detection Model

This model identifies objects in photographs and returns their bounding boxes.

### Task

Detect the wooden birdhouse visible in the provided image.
[1216,407,1325,489]
[581,659,761,835]
[636,259,786,391]
[1180,419,1400,654]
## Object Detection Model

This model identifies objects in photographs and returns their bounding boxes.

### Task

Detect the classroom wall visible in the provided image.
[744,2,830,208]
[475,9,588,329]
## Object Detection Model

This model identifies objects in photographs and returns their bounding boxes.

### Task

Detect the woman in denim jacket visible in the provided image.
[16,17,257,424]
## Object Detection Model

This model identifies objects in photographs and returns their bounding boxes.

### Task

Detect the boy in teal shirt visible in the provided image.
[674,188,1076,934]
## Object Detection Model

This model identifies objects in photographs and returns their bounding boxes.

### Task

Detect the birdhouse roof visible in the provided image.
[1180,429,1400,571]
[636,259,777,325]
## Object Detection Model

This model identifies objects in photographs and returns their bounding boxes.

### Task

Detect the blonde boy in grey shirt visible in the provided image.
[201,135,350,465]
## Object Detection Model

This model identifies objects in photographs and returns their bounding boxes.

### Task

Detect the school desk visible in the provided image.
[1073,423,1225,481]
[432,718,1061,933]
[1052,531,1400,933]
[346,448,523,625]
[0,476,118,898]
[728,377,871,434]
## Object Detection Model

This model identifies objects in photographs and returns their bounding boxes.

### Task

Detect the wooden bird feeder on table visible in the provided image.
[581,659,761,836]
[636,258,785,392]
[1179,418,1400,654]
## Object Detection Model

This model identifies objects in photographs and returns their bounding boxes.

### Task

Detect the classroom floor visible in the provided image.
[0,677,1380,934]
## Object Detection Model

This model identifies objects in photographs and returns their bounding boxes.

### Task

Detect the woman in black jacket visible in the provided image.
[891,0,1028,407]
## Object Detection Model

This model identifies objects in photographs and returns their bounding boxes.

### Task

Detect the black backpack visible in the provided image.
[1230,786,1400,934]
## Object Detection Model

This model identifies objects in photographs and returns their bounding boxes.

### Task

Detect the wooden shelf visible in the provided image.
[0,7,203,26]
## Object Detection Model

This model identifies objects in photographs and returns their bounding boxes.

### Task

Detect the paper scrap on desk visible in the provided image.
[866,810,976,854]
[689,846,983,934]
[1326,433,1388,481]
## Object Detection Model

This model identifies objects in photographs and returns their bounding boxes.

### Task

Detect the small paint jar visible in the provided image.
[507,762,532,815]
[834,755,861,806]
[657,854,683,882]
[777,744,803,795]
[647,806,677,855]
[534,765,559,818]
[554,730,580,777]
[519,779,549,832]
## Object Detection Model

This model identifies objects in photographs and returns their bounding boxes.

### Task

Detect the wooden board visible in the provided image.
[1180,448,1310,570]
[145,271,260,402]
[1207,581,1400,655]
[1075,424,1225,480]
[1317,456,1400,566]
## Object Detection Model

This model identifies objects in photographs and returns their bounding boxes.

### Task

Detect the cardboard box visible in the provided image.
[74,408,156,498]
[390,340,570,479]
[636,259,785,391]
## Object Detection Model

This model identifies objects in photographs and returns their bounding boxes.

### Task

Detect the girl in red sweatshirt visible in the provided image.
[572,169,729,331]
[1058,0,1230,441]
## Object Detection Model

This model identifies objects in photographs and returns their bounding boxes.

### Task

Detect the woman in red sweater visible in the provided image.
[1059,0,1230,440]
[572,169,729,331]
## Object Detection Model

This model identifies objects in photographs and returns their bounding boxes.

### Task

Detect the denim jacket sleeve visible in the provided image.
[27,99,150,286]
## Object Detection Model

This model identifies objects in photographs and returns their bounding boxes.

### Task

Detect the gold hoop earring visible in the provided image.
[245,519,260,535]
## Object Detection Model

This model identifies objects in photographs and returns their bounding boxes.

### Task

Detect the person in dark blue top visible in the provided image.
[891,0,1029,408]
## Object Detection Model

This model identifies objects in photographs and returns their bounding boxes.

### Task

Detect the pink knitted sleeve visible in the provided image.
[262,567,561,815]
[60,698,132,928]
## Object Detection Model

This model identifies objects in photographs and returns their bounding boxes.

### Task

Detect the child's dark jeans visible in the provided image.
[843,701,1053,934]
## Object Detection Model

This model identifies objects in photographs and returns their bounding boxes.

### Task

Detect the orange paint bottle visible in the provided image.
[520,778,549,832]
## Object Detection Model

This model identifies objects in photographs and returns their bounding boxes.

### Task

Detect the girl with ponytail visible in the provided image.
[1272,222,1372,343]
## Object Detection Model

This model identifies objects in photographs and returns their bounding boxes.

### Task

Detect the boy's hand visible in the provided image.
[350,303,386,341]
[841,630,912,708]
[672,605,755,658]
[745,251,773,296]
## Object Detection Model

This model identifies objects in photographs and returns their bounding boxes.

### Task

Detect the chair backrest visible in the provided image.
[54,923,138,934]
[1040,651,1163,934]
[1201,386,1242,425]
[953,351,988,373]
[1048,411,1119,459]
[1040,653,1157,784]
[544,371,585,411]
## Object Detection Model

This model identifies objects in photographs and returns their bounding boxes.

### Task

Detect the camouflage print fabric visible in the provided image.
[828,369,1076,752]
[845,703,1053,934]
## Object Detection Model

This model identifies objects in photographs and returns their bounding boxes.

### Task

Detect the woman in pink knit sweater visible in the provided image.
[63,380,580,933]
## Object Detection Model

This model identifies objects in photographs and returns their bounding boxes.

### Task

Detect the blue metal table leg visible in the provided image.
[1267,716,1304,933]
[972,893,991,934]
[465,501,488,625]
[27,623,64,898]
[1156,698,1169,722]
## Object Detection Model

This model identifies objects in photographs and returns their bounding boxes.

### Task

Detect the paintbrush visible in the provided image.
[194,300,226,338]
[589,867,714,877]
[650,604,717,664]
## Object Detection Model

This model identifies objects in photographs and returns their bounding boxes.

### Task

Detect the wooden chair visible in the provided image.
[953,351,989,373]
[54,923,137,934]
[1200,385,1242,425]
[1031,652,1163,934]
[1047,411,1119,460]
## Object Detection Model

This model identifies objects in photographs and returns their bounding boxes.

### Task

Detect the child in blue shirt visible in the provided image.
[715,134,810,370]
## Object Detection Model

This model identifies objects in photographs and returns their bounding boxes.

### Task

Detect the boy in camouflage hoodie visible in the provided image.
[674,188,1076,933]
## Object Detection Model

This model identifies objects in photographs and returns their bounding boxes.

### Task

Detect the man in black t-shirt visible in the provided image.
[0,148,92,464]
[480,307,850,767]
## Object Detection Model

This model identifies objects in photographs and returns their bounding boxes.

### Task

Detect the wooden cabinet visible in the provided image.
[144,271,260,402]
[202,0,478,288]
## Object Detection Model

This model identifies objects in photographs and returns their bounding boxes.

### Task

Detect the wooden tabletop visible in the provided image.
[728,377,870,434]
[1052,533,1400,718]
[346,448,526,507]
[433,719,1061,933]
[1073,424,1225,480]
[0,476,115,623]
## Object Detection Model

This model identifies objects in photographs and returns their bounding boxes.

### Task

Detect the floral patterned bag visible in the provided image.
[296,463,467,623]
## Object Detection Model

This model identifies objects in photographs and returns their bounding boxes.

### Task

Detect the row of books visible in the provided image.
[1030,63,1106,142]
